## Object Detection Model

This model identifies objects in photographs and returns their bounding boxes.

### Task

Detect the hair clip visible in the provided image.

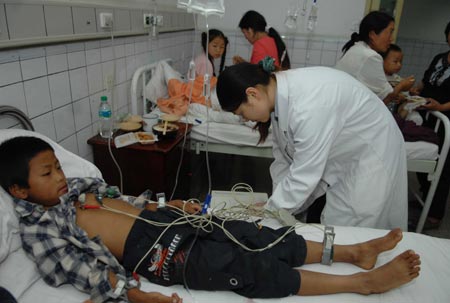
[258,56,276,72]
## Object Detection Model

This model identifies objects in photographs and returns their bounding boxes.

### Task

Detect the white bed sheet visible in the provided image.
[190,122,273,147]
[190,122,438,160]
[10,224,450,303]
[138,60,439,160]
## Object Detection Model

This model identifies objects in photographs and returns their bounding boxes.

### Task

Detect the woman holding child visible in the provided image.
[335,11,414,104]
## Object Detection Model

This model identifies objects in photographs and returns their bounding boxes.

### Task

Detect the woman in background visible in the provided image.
[194,29,228,77]
[233,10,290,69]
[410,21,450,229]
[335,11,414,104]
[216,62,408,230]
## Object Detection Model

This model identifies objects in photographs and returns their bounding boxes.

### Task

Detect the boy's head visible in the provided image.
[383,44,403,75]
[0,136,67,207]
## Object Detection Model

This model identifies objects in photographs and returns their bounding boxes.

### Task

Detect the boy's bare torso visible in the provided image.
[74,193,141,261]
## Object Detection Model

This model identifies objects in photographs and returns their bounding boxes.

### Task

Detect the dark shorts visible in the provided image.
[184,226,306,298]
[122,209,191,286]
[123,210,307,298]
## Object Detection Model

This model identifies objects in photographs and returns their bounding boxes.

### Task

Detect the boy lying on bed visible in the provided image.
[0,136,421,303]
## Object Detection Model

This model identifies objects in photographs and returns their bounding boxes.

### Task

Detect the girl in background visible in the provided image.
[233,10,291,70]
[194,29,228,77]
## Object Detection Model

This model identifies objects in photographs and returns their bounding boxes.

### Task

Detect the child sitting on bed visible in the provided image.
[194,29,228,77]
[0,136,421,303]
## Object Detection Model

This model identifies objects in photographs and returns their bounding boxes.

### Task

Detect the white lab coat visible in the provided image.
[266,67,407,230]
[335,41,393,100]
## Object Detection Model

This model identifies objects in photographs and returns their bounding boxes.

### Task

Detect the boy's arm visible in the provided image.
[145,199,202,214]
[107,271,182,303]
[21,224,127,303]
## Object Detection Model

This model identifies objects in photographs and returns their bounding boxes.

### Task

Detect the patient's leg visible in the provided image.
[297,250,420,295]
[304,228,403,269]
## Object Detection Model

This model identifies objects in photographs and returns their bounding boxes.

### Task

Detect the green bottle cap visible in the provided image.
[101,96,107,102]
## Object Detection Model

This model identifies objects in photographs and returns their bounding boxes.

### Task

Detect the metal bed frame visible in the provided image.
[130,59,450,233]
[0,105,34,131]
[407,111,450,233]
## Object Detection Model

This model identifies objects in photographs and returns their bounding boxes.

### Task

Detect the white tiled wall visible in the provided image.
[0,31,194,162]
[224,31,348,69]
[226,30,449,81]
[1,28,446,165]
[397,38,449,80]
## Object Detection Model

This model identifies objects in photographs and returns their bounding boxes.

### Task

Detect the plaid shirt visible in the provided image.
[15,177,131,303]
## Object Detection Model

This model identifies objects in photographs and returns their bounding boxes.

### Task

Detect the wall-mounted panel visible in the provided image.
[72,7,97,35]
[130,9,144,32]
[6,4,46,40]
[114,9,131,32]
[0,5,9,41]
[45,5,74,36]
[95,8,113,33]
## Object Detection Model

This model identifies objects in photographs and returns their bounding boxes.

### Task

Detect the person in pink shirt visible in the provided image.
[233,10,290,70]
[194,29,228,77]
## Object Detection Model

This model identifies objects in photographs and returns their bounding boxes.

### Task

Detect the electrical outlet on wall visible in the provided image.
[105,74,114,91]
[143,13,151,28]
[156,15,163,27]
[100,12,113,29]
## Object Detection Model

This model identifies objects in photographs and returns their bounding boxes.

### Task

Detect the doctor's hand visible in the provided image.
[232,55,246,65]
[167,199,202,214]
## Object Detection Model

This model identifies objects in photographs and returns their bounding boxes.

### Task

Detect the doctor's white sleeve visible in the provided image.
[270,127,291,191]
[267,100,344,214]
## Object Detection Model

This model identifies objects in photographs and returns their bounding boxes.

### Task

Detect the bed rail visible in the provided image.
[409,111,450,233]
[0,106,34,131]
[130,58,172,115]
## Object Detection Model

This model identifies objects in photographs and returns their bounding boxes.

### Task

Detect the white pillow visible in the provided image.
[0,129,102,298]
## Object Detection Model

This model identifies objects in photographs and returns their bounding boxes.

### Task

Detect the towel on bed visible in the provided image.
[157,76,217,116]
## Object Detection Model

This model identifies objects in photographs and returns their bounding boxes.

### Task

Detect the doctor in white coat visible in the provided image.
[216,62,407,230]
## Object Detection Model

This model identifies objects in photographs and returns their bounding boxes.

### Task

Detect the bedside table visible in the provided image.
[87,123,191,198]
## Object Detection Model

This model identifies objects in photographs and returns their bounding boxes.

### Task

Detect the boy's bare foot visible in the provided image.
[357,250,420,295]
[353,228,403,270]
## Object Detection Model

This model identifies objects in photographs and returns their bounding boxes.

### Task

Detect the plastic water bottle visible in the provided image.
[98,96,113,138]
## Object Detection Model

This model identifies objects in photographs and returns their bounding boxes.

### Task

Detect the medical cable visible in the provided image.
[105,20,124,193]
[169,14,199,201]
[78,191,324,299]
[181,16,211,301]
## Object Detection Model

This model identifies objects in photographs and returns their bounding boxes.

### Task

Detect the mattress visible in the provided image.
[11,224,450,303]
[190,122,273,147]
[190,121,438,160]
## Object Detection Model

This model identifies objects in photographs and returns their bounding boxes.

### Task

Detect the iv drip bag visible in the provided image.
[177,0,225,17]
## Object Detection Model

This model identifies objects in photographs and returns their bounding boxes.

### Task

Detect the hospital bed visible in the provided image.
[1,105,450,302]
[130,59,450,234]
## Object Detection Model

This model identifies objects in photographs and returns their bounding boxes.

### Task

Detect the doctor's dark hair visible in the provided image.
[217,63,272,143]
[0,136,54,192]
[341,11,394,54]
[238,10,291,69]
[201,29,228,76]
